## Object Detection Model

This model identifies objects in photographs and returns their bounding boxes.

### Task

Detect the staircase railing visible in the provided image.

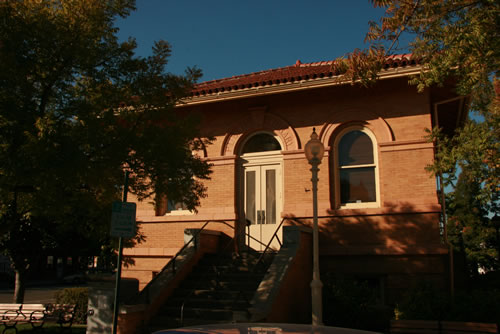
[255,217,286,266]
[137,220,233,304]
[230,217,287,311]
[179,230,236,325]
[178,221,277,325]
[136,217,286,326]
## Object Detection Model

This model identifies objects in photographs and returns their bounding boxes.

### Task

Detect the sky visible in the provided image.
[115,1,387,83]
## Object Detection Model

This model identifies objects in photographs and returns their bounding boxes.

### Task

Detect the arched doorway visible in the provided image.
[239,132,284,251]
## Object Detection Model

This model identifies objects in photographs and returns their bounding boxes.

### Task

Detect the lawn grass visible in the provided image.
[1,323,86,333]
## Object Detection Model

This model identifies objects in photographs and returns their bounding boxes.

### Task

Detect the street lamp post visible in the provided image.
[305,128,325,326]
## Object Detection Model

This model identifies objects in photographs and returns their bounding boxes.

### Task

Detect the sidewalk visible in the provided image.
[0,281,73,304]
[0,279,59,290]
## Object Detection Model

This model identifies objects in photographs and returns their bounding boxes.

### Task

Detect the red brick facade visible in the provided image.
[123,59,465,302]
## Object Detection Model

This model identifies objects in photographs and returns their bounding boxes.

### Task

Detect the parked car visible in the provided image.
[62,272,87,284]
[153,323,380,334]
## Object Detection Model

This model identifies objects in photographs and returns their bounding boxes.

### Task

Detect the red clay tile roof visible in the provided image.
[191,54,417,97]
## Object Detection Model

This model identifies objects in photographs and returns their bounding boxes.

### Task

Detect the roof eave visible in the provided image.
[178,65,423,107]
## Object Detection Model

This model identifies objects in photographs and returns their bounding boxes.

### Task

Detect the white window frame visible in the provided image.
[165,199,193,216]
[333,126,380,209]
[239,131,283,156]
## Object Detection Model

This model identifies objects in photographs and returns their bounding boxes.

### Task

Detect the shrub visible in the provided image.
[54,287,88,324]
[322,275,393,332]
[395,281,500,323]
[447,289,500,323]
[395,280,449,320]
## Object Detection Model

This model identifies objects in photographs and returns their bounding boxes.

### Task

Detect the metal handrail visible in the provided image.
[136,217,285,324]
[255,217,286,266]
[229,217,287,311]
[179,220,282,325]
[137,220,232,303]
[179,232,236,325]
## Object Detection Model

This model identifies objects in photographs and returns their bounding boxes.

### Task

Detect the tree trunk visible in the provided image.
[13,269,26,303]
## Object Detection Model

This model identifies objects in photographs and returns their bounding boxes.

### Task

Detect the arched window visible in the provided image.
[241,133,281,154]
[335,127,379,208]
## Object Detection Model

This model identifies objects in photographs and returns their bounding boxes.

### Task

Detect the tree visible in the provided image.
[337,0,499,272]
[0,0,211,302]
[447,172,496,278]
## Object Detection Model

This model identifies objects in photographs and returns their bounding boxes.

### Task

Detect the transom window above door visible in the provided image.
[241,133,282,154]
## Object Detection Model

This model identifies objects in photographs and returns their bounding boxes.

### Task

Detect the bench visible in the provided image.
[0,304,23,334]
[0,303,76,333]
[18,303,46,329]
[390,320,499,334]
[44,303,76,330]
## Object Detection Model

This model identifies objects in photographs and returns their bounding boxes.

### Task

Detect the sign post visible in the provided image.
[111,171,135,334]
[111,201,136,238]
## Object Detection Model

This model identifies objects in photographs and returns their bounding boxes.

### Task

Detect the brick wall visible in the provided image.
[122,220,235,289]
[124,77,450,298]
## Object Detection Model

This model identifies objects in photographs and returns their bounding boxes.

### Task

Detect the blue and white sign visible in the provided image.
[110,201,136,238]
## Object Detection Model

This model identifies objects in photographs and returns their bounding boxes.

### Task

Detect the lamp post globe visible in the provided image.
[305,128,325,164]
[305,128,324,326]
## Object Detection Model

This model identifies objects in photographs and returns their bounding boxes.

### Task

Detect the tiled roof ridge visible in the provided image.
[195,59,336,87]
[296,59,335,67]
[193,62,323,88]
[191,54,417,97]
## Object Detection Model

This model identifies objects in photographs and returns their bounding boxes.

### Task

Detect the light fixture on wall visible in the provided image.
[304,127,324,326]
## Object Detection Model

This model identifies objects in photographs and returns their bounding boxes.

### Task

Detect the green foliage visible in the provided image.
[446,172,498,274]
[331,48,387,86]
[395,281,449,320]
[396,281,500,323]
[428,116,499,212]
[0,0,211,301]
[448,289,500,323]
[362,0,499,108]
[322,275,393,332]
[54,287,89,324]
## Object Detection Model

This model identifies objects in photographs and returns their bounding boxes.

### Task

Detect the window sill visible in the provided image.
[164,210,193,216]
[137,212,238,223]
[339,202,380,210]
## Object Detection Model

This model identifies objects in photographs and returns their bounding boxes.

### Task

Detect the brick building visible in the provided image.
[120,55,466,326]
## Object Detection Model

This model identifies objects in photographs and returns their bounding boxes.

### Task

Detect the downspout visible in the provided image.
[432,95,467,298]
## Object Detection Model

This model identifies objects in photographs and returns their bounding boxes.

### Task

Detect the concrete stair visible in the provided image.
[148,251,274,331]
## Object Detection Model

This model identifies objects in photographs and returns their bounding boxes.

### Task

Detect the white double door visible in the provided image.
[243,160,283,251]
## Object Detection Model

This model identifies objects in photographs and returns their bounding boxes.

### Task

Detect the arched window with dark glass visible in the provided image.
[337,129,378,206]
[241,133,282,154]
